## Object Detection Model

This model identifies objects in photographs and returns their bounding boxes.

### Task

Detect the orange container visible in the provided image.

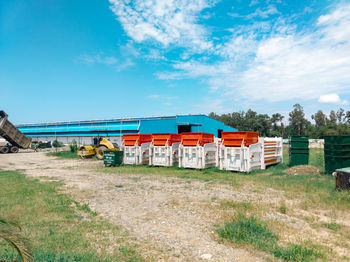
[181,132,214,146]
[123,134,152,146]
[221,131,259,147]
[152,133,181,146]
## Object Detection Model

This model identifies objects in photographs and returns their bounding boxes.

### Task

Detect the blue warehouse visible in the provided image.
[17,115,236,144]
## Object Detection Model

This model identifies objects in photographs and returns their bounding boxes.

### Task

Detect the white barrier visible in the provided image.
[123,142,152,165]
[149,142,180,167]
[178,143,217,169]
[261,137,283,168]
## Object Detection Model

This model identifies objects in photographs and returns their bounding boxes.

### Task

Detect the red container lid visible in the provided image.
[123,134,152,146]
[221,131,259,147]
[181,132,214,146]
[152,133,181,146]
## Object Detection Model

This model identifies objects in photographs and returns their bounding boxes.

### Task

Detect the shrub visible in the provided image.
[52,140,63,148]
[69,140,78,153]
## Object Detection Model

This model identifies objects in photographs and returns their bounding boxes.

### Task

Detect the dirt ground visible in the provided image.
[0,151,349,261]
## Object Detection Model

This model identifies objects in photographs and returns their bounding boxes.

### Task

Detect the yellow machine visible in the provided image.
[78,137,118,160]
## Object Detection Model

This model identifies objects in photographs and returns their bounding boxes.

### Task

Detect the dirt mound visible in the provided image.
[284,165,321,175]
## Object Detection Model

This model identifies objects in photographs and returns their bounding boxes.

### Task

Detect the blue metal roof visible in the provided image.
[17,114,236,137]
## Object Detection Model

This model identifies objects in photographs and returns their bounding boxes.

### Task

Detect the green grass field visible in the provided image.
[45,147,350,260]
[96,147,349,211]
[0,170,142,262]
[48,151,80,159]
[51,147,350,211]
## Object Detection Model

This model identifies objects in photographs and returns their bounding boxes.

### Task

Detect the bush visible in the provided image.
[69,140,78,153]
[52,140,63,148]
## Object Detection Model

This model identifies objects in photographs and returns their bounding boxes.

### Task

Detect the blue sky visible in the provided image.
[1,0,349,124]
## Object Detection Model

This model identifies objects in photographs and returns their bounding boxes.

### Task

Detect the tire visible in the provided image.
[0,147,9,154]
[96,146,107,160]
[10,146,19,153]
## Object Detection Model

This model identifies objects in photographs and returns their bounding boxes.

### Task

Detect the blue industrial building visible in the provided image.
[17,115,236,144]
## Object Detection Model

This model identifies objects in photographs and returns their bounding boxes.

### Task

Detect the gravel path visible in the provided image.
[0,151,284,261]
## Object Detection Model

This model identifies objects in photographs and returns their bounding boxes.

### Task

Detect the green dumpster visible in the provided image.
[104,151,124,167]
[289,148,309,166]
[290,136,309,148]
[324,136,350,174]
[289,136,309,167]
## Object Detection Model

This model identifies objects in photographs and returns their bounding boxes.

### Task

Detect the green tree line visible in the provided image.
[209,104,350,138]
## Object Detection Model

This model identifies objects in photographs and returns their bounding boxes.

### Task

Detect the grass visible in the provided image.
[48,151,80,159]
[279,202,287,214]
[0,170,142,262]
[42,145,349,259]
[323,222,341,231]
[217,213,324,261]
[97,147,350,211]
[220,200,252,210]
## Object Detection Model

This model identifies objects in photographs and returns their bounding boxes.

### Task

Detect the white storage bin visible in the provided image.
[123,142,151,165]
[178,143,217,169]
[149,142,180,167]
[218,142,264,173]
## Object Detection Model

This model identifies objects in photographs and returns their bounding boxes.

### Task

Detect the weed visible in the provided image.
[217,213,324,261]
[48,151,79,159]
[217,213,277,251]
[279,203,287,214]
[323,222,341,231]
[273,244,324,262]
[220,200,251,210]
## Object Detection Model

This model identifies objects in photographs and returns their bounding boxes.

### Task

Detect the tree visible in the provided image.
[345,111,350,124]
[288,104,310,136]
[336,108,345,124]
[328,110,337,125]
[311,110,327,128]
[311,110,328,138]
[208,104,350,139]
[271,113,284,137]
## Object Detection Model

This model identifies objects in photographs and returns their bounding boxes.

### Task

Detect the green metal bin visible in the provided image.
[325,155,350,174]
[290,136,309,149]
[104,151,124,167]
[289,148,309,166]
[324,136,350,174]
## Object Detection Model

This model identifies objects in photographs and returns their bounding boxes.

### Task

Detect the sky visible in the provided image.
[0,0,350,124]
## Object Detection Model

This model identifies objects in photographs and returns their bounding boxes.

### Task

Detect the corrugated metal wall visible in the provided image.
[17,115,236,143]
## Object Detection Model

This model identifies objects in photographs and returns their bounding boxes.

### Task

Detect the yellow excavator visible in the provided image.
[77,133,119,160]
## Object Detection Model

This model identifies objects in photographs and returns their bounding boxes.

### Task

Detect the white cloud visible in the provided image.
[109,0,215,52]
[318,93,348,105]
[246,5,279,19]
[116,58,135,72]
[76,53,135,71]
[76,54,118,65]
[237,4,350,102]
[144,49,167,61]
[148,94,178,100]
[148,94,160,99]
[156,3,350,103]
[249,0,259,7]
